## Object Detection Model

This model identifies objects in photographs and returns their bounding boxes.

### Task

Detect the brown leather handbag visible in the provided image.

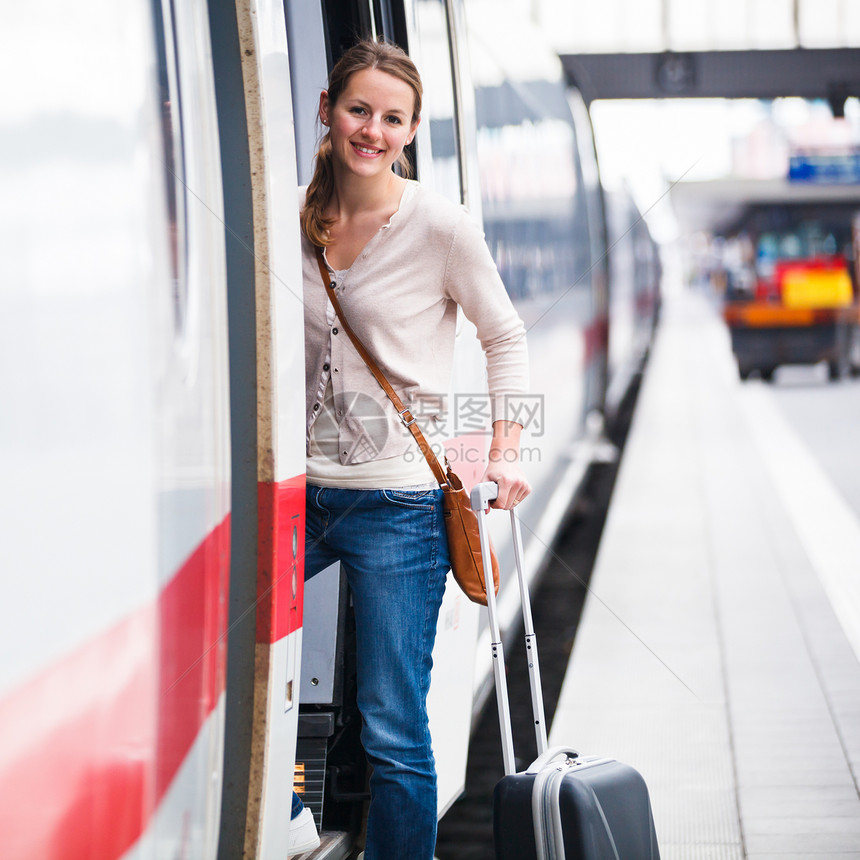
[314,249,500,605]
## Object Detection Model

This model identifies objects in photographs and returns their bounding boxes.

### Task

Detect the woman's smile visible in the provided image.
[351,141,384,157]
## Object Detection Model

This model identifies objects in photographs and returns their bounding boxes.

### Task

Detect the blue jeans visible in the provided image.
[305,485,450,860]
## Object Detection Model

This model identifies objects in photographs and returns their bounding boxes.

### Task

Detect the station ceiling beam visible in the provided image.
[560,48,860,115]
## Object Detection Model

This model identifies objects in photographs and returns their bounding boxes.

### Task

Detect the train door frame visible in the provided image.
[210,0,307,858]
[208,3,257,855]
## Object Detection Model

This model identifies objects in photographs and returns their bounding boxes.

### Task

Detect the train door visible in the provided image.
[283,0,484,845]
[405,0,492,817]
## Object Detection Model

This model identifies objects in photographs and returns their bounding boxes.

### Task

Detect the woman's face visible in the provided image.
[320,67,420,182]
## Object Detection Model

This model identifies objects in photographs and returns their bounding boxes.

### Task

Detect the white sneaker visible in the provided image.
[288,807,320,855]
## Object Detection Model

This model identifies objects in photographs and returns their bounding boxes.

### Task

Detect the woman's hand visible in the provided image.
[478,420,531,510]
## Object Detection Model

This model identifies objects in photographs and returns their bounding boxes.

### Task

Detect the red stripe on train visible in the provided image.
[0,516,230,860]
[257,475,306,644]
[157,516,230,795]
[584,313,608,364]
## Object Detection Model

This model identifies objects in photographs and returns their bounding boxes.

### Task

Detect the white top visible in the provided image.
[302,180,529,488]
[307,271,437,487]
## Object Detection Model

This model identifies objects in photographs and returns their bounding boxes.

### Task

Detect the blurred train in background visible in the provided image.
[718,201,860,380]
[0,1,660,858]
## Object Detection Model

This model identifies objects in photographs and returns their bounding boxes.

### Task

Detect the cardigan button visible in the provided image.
[313,403,320,411]
[323,363,330,371]
[332,327,339,335]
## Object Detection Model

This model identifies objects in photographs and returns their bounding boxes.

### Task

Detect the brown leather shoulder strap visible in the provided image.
[314,247,448,487]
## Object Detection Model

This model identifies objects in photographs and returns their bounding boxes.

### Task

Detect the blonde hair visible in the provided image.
[301,39,423,247]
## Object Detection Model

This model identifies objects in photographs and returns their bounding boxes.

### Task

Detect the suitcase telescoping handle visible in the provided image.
[470,483,548,776]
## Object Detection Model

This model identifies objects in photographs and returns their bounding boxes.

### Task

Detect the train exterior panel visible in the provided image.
[1,0,231,857]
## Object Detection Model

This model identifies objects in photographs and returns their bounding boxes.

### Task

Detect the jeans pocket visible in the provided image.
[381,488,439,510]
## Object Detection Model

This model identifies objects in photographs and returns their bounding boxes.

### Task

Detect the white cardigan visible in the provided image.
[302,180,529,474]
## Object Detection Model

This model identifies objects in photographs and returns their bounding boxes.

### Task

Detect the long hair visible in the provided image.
[301,39,423,247]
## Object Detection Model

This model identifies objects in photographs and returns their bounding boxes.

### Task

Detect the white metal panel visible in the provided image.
[0,1,231,858]
[259,630,304,858]
[426,584,481,815]
[151,0,231,855]
[235,0,305,857]
[120,700,227,860]
[0,0,162,694]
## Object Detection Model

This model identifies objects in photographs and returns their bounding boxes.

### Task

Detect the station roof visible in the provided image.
[538,0,860,108]
[559,48,860,113]
[670,177,860,235]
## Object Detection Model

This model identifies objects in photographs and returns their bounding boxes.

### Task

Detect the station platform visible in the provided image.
[549,287,860,858]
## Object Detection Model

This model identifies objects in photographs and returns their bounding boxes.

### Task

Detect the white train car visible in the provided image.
[604,188,662,423]
[0,1,655,858]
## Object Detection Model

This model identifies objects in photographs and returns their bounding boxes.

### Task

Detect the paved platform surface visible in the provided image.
[549,288,860,859]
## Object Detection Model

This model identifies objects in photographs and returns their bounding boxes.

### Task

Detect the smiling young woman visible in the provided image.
[316,66,420,270]
[295,39,531,860]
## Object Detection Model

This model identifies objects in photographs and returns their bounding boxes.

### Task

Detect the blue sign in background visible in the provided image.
[789,153,860,184]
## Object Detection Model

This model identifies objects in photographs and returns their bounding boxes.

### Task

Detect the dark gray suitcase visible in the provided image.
[470,483,661,860]
[493,752,660,859]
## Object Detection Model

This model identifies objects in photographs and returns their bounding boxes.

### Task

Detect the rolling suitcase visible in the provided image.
[470,482,661,860]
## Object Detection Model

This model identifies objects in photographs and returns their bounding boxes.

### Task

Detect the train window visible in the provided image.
[323,0,397,60]
[463,6,589,300]
[569,89,609,306]
[151,0,189,337]
[323,0,373,63]
[412,0,463,205]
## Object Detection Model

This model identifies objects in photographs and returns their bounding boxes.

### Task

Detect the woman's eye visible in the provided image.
[349,106,366,116]
[386,116,402,125]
